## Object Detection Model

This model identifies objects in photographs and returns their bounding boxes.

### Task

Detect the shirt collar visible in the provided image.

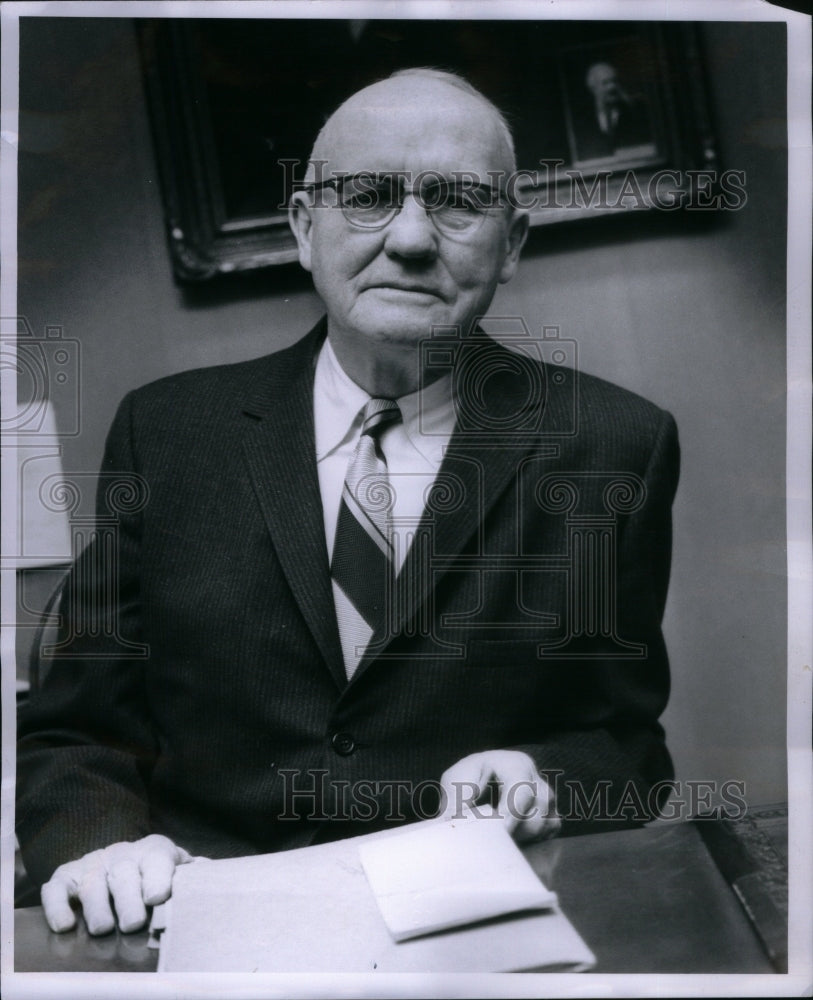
[314,337,455,465]
[396,365,455,465]
[314,337,369,461]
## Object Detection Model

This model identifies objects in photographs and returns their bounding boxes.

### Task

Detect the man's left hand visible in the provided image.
[438,750,561,842]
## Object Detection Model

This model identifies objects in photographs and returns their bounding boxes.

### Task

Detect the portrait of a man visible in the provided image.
[3,3,808,993]
[562,45,660,166]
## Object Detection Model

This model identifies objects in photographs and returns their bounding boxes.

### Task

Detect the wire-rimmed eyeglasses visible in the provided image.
[301,171,508,237]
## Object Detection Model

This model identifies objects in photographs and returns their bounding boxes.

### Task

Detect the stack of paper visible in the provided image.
[157,818,595,972]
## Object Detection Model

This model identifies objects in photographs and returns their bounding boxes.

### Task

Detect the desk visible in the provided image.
[14,815,783,974]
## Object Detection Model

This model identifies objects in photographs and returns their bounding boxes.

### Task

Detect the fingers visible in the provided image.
[77,864,118,936]
[508,775,561,843]
[41,869,79,933]
[140,839,181,906]
[438,754,489,820]
[106,858,147,933]
[440,750,531,822]
[41,835,190,936]
[503,776,537,834]
[438,750,561,843]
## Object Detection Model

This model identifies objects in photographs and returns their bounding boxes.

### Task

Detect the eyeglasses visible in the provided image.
[302,172,507,237]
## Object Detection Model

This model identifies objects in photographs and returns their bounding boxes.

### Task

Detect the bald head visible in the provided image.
[585,62,626,109]
[287,65,529,396]
[308,70,516,181]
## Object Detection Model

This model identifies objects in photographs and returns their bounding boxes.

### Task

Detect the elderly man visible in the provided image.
[17,68,678,936]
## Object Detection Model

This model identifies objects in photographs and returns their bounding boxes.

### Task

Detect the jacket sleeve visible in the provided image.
[16,392,159,886]
[510,409,680,832]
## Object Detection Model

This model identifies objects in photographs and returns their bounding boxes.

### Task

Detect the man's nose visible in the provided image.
[382,193,439,260]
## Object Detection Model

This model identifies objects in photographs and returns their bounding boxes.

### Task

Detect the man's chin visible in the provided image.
[355,309,451,348]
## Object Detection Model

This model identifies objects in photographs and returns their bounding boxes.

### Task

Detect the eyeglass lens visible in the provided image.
[335,174,501,233]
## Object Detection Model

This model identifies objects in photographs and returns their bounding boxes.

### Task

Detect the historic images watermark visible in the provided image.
[278,159,747,215]
[277,770,749,825]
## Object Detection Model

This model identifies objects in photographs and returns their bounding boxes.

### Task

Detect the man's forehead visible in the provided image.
[593,65,617,82]
[312,77,510,175]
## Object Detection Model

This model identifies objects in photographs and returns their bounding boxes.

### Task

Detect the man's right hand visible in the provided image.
[40,834,194,935]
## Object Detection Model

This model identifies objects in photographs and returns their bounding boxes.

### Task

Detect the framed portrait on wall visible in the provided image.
[138,19,717,280]
[559,36,663,167]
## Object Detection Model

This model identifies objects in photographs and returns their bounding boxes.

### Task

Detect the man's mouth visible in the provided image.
[366,283,443,299]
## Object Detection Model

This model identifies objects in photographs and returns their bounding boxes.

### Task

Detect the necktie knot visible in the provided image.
[361,398,401,440]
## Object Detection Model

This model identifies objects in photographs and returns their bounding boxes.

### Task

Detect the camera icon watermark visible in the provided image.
[1,316,81,437]
[419,317,578,442]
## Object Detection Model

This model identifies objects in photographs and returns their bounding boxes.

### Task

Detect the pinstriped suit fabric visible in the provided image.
[17,321,679,885]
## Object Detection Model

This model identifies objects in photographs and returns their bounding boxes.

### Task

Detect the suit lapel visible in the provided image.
[240,320,347,690]
[356,336,562,675]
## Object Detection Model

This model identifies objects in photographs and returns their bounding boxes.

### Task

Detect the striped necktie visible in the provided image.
[331,398,401,659]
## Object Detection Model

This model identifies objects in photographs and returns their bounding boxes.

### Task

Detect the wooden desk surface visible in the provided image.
[14,818,779,974]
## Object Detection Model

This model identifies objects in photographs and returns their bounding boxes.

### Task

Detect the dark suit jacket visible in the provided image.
[17,321,679,885]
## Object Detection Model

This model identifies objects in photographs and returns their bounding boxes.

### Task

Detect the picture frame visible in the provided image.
[138,18,718,281]
[560,38,664,168]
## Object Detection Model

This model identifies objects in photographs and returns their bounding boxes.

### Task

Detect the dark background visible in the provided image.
[152,19,673,218]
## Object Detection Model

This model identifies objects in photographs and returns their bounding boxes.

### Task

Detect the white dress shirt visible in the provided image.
[314,337,456,676]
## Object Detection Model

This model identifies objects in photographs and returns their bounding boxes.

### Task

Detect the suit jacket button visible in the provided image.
[331,732,356,756]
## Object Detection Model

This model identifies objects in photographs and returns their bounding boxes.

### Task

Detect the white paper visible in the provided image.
[359,818,557,942]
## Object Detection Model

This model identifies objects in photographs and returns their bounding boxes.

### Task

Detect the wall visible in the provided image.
[16,18,788,805]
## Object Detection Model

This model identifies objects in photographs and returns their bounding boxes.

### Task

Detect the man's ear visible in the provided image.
[498,210,530,284]
[288,191,314,272]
